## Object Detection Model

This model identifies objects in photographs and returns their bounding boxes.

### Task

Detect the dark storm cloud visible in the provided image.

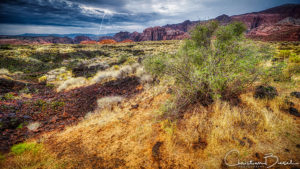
[0,0,90,26]
[70,0,128,10]
[0,0,160,27]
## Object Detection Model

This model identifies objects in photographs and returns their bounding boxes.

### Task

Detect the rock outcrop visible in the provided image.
[163,20,198,32]
[215,14,232,24]
[128,31,142,41]
[103,27,189,42]
[139,26,189,41]
[113,32,131,42]
[73,36,92,44]
[246,20,300,41]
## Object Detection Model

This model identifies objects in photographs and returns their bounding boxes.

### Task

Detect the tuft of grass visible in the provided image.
[118,54,129,64]
[34,99,47,107]
[91,65,134,84]
[26,122,41,131]
[97,96,124,109]
[0,68,10,75]
[160,119,176,136]
[16,123,23,129]
[51,101,65,110]
[11,142,41,155]
[139,74,153,84]
[56,77,87,92]
[92,71,115,83]
[38,75,47,83]
[113,65,120,70]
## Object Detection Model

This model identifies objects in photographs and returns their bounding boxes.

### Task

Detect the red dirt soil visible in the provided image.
[80,40,98,44]
[98,39,117,44]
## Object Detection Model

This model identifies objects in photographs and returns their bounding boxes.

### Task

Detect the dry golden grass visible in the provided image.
[2,78,300,168]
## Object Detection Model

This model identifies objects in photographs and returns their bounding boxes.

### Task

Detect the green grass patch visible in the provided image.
[11,142,42,155]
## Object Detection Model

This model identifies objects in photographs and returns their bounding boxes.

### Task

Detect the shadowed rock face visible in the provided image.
[163,20,199,32]
[113,32,131,42]
[215,14,232,24]
[139,26,189,41]
[110,27,188,42]
[73,36,92,44]
[128,31,142,42]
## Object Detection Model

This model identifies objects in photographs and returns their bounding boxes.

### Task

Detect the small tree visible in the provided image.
[144,21,271,112]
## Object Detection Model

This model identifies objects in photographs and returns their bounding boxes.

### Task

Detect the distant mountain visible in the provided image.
[0,33,117,44]
[18,33,116,40]
[0,35,74,44]
[259,3,300,17]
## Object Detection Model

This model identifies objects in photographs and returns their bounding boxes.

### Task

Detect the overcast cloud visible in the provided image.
[0,0,299,35]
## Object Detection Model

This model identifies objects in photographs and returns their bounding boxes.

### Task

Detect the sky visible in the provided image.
[0,0,299,35]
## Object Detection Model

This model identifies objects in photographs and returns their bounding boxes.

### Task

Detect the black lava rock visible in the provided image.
[291,92,300,99]
[254,85,278,99]
[289,107,300,117]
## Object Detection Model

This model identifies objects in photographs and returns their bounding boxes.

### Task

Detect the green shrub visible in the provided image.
[190,21,219,48]
[118,54,129,64]
[11,142,41,155]
[143,54,167,77]
[144,21,272,112]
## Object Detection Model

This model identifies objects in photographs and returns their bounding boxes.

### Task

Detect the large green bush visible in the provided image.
[144,21,272,110]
